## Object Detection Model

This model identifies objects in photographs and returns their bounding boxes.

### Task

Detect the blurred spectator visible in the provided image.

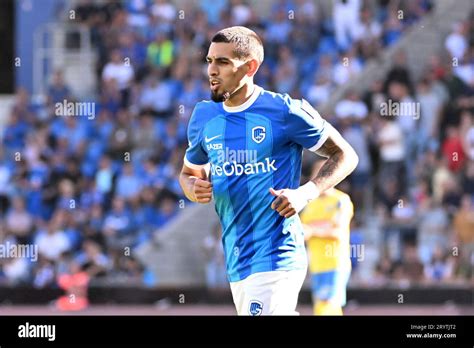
[1,256,30,285]
[110,254,144,283]
[116,162,142,201]
[442,125,466,172]
[335,90,368,121]
[118,31,147,70]
[373,252,393,287]
[0,150,11,215]
[132,112,159,162]
[56,260,90,311]
[424,247,455,283]
[47,70,72,105]
[333,49,363,86]
[392,243,424,285]
[463,124,474,161]
[453,195,474,267]
[333,0,361,51]
[417,198,449,265]
[383,9,404,46]
[138,72,173,118]
[103,197,136,250]
[33,257,55,288]
[386,195,417,260]
[376,117,406,190]
[108,109,134,160]
[384,50,413,94]
[341,119,371,210]
[74,0,98,23]
[445,22,468,60]
[461,160,474,195]
[2,111,29,155]
[75,240,111,278]
[102,49,135,108]
[147,33,174,69]
[231,0,252,25]
[151,0,177,23]
[354,7,382,59]
[432,157,454,204]
[5,196,33,244]
[386,82,418,180]
[306,75,332,108]
[35,214,71,261]
[125,0,151,28]
[274,46,297,94]
[153,194,178,231]
[95,155,115,198]
[416,78,442,154]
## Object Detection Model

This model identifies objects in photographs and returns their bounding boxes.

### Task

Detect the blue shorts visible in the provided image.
[311,269,351,306]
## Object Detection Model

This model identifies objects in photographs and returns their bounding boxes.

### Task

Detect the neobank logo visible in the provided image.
[210,158,277,177]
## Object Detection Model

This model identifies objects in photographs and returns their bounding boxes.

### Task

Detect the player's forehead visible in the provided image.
[207,42,238,60]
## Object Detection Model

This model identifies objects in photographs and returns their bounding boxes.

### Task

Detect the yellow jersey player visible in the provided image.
[300,182,354,316]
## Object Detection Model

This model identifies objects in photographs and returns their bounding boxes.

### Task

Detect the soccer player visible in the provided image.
[179,26,358,315]
[300,163,354,315]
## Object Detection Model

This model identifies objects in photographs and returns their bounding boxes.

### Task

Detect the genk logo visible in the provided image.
[252,126,266,144]
[249,300,263,316]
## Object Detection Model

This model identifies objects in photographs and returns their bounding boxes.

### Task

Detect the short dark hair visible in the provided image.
[211,26,264,64]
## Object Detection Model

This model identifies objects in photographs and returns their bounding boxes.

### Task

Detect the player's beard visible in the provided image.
[210,89,230,103]
[211,82,243,103]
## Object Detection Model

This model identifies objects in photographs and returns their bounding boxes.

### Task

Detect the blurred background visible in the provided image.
[0,0,472,314]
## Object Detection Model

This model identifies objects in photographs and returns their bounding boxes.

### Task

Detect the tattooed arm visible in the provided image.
[310,123,359,194]
[270,123,358,218]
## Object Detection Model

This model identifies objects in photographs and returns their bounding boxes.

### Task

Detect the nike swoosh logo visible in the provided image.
[205,135,221,143]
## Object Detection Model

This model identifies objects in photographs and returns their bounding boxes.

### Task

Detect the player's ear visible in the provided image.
[246,59,259,76]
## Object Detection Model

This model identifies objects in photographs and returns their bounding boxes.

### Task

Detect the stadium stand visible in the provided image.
[0,0,472,294]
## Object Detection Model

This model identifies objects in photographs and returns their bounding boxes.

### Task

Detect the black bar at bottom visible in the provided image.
[0,315,471,346]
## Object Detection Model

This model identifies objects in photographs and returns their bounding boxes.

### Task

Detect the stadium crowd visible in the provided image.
[0,0,471,289]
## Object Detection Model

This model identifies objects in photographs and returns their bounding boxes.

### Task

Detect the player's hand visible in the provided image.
[269,188,300,218]
[192,178,213,203]
[269,182,320,218]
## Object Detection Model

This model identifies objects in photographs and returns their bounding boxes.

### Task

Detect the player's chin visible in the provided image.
[210,90,226,102]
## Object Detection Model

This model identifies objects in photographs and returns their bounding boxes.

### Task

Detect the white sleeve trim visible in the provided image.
[184,156,209,170]
[307,126,330,152]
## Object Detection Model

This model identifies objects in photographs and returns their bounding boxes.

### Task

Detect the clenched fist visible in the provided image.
[191,177,213,203]
[269,182,320,218]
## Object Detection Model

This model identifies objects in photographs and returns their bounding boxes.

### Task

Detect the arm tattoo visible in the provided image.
[311,135,356,192]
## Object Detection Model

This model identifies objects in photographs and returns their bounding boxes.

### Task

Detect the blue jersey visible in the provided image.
[184,86,329,282]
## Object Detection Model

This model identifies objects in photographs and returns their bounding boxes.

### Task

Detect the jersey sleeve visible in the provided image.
[184,103,209,169]
[286,98,329,152]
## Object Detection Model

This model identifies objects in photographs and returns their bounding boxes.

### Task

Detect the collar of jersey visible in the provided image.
[222,85,262,113]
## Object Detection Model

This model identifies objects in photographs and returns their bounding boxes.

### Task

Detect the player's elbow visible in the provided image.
[343,144,359,174]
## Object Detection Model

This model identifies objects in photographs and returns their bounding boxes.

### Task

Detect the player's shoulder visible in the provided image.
[193,100,220,114]
[259,88,300,110]
[190,100,221,122]
[260,88,321,119]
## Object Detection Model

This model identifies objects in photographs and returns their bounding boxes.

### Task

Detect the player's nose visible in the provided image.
[208,63,218,77]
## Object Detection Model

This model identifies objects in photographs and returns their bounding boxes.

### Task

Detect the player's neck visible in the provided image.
[224,83,255,108]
